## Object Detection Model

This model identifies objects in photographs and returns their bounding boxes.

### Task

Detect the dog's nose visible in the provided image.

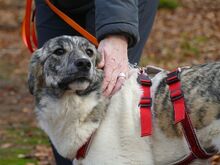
[74,59,91,71]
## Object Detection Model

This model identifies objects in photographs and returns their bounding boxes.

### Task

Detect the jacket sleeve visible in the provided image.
[95,0,139,48]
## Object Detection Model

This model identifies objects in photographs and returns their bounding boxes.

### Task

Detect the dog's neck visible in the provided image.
[76,70,155,164]
[36,89,108,160]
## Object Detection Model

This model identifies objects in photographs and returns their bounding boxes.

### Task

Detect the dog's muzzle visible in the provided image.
[74,58,91,72]
[58,58,92,90]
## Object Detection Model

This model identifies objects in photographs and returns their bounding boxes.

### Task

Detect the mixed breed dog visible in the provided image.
[28,36,220,164]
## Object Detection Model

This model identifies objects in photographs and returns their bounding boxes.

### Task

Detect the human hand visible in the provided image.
[97,35,129,97]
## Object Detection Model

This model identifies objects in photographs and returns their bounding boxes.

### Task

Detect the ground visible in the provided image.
[0,0,219,164]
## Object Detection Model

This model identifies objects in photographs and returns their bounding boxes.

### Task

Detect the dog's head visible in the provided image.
[28,35,102,96]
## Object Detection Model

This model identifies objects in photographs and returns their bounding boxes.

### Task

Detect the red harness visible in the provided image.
[75,70,217,163]
[165,68,217,164]
[76,134,94,159]
[138,70,153,136]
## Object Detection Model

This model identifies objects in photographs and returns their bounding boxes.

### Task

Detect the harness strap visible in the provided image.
[172,153,195,165]
[138,70,152,136]
[166,69,217,164]
[166,68,185,123]
[76,134,93,160]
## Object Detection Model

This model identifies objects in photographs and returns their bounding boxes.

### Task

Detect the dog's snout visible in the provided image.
[74,59,91,71]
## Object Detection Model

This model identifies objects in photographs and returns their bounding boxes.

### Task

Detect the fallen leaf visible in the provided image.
[1,143,13,148]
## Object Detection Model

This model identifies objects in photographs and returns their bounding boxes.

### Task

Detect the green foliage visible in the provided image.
[6,126,49,146]
[0,147,37,165]
[0,158,37,165]
[180,34,208,58]
[0,125,49,165]
[159,0,180,9]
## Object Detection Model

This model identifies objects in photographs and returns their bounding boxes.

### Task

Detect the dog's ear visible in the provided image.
[28,49,44,95]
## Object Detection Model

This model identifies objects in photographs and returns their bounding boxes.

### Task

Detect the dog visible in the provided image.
[28,35,220,165]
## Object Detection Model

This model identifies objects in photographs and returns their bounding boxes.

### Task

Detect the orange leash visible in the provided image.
[22,0,37,53]
[22,0,98,53]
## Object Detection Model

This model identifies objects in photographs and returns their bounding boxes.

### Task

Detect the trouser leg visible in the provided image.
[51,142,72,165]
[128,0,159,65]
[35,0,86,48]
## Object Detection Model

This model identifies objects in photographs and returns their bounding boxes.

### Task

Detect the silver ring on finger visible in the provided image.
[117,72,126,79]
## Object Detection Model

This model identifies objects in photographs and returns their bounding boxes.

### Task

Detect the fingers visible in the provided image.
[102,68,121,96]
[97,47,105,69]
[102,59,128,97]
[97,35,128,97]
[110,76,126,96]
[101,57,117,95]
[102,70,127,97]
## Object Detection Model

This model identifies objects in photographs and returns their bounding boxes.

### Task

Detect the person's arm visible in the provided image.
[95,0,139,96]
[95,0,139,48]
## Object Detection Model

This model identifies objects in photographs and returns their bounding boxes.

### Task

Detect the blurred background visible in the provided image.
[0,0,219,164]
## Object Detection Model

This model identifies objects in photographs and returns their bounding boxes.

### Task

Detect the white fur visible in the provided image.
[36,69,220,165]
[77,71,154,165]
[68,81,90,91]
[36,91,104,159]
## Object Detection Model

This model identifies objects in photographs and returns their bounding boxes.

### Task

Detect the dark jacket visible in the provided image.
[54,0,139,47]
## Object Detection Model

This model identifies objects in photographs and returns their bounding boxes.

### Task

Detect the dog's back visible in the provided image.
[152,62,220,164]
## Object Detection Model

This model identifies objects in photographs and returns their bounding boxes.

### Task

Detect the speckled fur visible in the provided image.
[28,36,109,159]
[152,63,220,164]
[154,63,220,136]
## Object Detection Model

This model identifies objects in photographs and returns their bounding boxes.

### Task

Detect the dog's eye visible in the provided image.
[85,48,94,57]
[53,48,66,56]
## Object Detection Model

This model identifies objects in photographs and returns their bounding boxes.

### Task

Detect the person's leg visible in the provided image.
[50,143,72,165]
[128,0,159,65]
[35,0,86,48]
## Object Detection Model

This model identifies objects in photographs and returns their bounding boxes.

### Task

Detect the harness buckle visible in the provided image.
[140,79,152,86]
[138,74,152,86]
[139,97,152,107]
[170,89,184,102]
[166,68,181,84]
